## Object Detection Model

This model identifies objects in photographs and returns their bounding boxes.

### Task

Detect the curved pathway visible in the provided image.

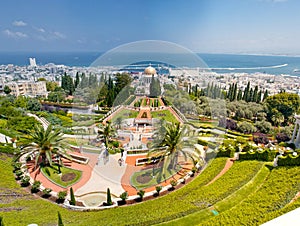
[206,158,235,186]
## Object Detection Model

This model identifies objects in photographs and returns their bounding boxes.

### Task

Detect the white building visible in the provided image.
[1,81,47,97]
[135,66,158,96]
[29,58,37,67]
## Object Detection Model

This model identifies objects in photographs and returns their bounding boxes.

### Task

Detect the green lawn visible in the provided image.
[112,108,138,120]
[151,110,179,123]
[130,165,181,190]
[41,165,82,188]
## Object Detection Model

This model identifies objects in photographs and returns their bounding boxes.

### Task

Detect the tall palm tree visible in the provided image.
[149,123,199,174]
[16,124,70,169]
[97,121,116,149]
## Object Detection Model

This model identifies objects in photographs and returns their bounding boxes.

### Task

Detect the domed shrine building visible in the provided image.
[135,65,158,96]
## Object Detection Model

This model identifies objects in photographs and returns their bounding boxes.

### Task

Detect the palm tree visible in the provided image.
[97,121,116,149]
[149,123,199,174]
[16,124,70,170]
[271,112,284,127]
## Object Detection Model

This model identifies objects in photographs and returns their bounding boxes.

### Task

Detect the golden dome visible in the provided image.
[144,66,156,75]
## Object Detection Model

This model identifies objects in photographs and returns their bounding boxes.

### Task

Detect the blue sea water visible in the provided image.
[0,51,300,75]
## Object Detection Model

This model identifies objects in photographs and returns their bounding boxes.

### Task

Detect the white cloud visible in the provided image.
[12,20,27,27]
[3,29,28,38]
[37,28,45,33]
[53,31,66,39]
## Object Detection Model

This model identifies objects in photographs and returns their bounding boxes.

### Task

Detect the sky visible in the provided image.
[0,0,299,54]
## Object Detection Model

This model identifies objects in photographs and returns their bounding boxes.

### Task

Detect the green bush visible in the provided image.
[155,186,162,195]
[277,154,300,166]
[20,175,30,187]
[31,180,41,193]
[239,148,276,162]
[42,188,52,197]
[137,190,145,199]
[119,191,128,201]
[217,146,235,158]
[57,191,67,202]
[170,180,177,188]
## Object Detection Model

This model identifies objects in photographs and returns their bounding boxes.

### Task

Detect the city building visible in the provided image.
[0,81,47,97]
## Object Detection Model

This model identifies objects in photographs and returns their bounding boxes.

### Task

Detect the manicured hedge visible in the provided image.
[239,149,276,162]
[277,154,300,166]
[217,146,235,158]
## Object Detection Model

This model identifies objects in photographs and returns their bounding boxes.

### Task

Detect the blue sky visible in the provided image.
[0,0,299,54]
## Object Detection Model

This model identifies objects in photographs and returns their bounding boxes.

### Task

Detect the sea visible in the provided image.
[1,52,300,76]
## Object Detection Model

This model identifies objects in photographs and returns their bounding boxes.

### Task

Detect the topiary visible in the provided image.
[106,188,113,205]
[69,187,76,205]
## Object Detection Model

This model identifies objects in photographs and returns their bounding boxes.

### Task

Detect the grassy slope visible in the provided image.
[162,163,270,225]
[1,155,298,226]
[0,156,226,226]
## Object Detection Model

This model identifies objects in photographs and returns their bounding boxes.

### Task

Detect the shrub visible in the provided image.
[106,188,113,206]
[119,191,128,201]
[217,145,235,158]
[137,190,145,199]
[255,120,272,134]
[15,169,23,179]
[155,186,162,195]
[253,133,269,145]
[21,175,30,187]
[12,162,22,172]
[276,133,290,143]
[42,188,52,197]
[277,154,300,166]
[237,121,256,134]
[170,180,177,188]
[69,187,76,205]
[31,180,41,193]
[57,190,67,202]
[191,166,197,174]
[112,141,119,148]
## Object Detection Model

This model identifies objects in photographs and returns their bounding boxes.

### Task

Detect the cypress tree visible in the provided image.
[263,89,269,101]
[58,211,64,226]
[243,81,250,101]
[248,88,253,102]
[253,85,258,102]
[232,83,237,101]
[75,72,80,88]
[257,90,262,103]
[69,187,76,205]
[106,188,113,205]
[237,89,243,101]
[227,84,232,100]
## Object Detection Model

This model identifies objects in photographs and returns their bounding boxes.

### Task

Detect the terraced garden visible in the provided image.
[0,155,299,225]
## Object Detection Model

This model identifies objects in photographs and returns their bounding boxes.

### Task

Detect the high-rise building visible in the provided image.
[29,58,37,67]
